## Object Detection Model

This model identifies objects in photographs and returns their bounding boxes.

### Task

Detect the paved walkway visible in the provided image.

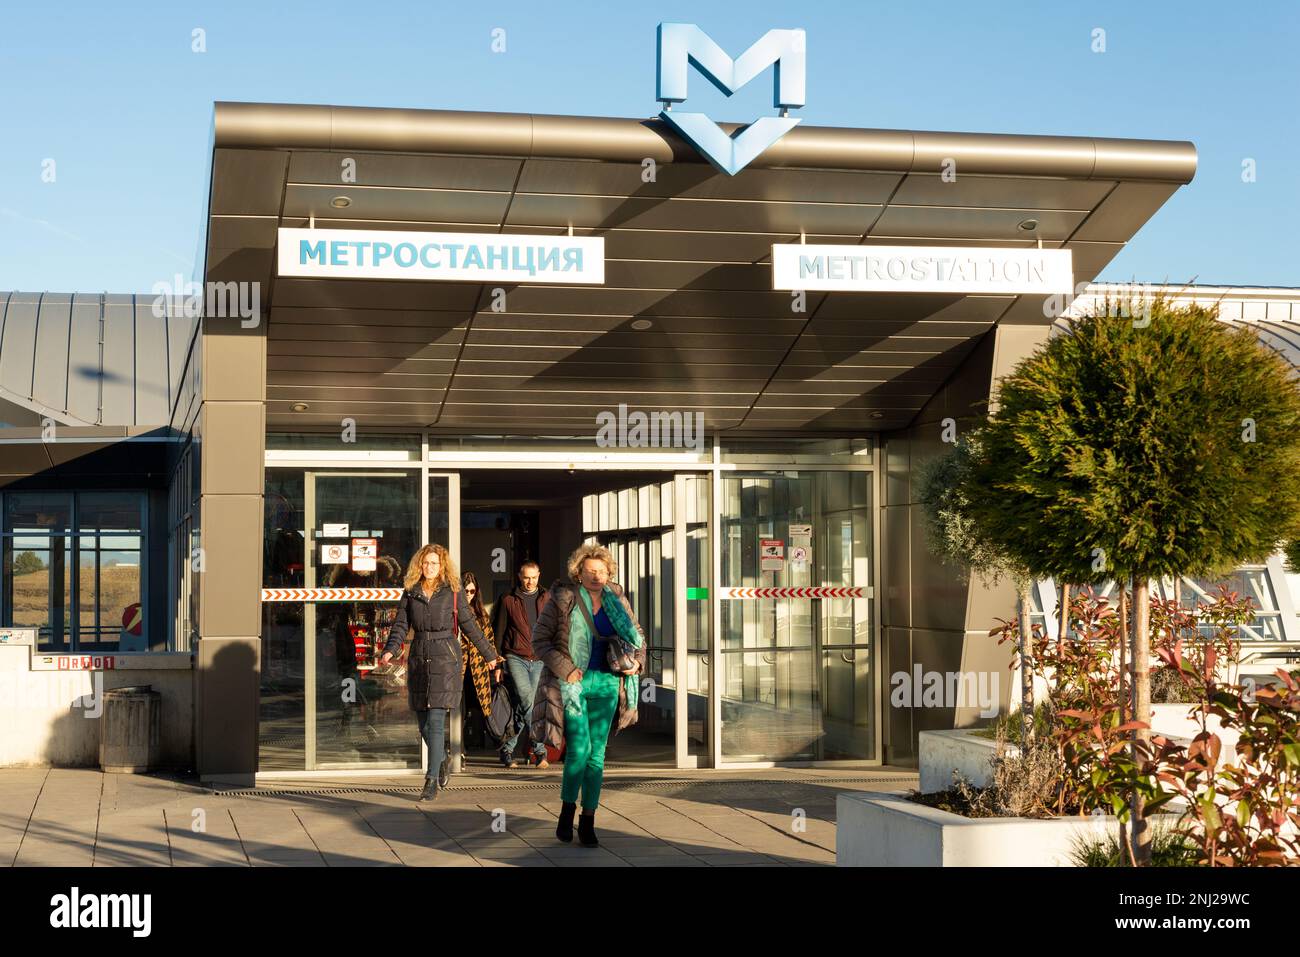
[0,766,916,867]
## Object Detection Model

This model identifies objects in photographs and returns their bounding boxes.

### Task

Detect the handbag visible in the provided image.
[484,680,518,744]
[575,593,638,675]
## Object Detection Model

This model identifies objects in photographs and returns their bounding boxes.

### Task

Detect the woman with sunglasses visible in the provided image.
[458,572,499,746]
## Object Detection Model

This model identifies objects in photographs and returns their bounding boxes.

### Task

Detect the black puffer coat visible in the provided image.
[382,585,498,711]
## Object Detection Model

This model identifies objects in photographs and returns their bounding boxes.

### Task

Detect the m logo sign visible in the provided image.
[656,23,805,176]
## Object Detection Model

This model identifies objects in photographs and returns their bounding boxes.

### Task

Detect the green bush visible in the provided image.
[1071,823,1200,867]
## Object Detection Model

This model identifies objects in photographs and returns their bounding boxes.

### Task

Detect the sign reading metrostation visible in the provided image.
[771,244,1074,295]
[277,228,605,284]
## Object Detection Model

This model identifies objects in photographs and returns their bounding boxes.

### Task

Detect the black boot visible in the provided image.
[438,751,450,788]
[419,777,439,802]
[555,801,576,843]
[578,810,599,848]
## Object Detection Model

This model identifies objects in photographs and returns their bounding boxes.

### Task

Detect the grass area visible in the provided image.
[10,565,140,630]
[1070,823,1200,867]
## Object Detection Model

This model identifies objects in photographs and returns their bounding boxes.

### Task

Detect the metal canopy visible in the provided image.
[206,102,1198,432]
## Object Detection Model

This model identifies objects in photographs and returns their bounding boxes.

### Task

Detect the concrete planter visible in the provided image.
[1149,703,1240,756]
[920,706,1241,796]
[837,790,1120,867]
[919,729,1014,793]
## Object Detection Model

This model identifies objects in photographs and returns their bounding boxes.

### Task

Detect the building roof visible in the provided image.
[1061,284,1300,373]
[0,292,196,428]
[205,102,1198,432]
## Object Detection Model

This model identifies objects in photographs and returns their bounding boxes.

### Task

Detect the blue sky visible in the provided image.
[0,0,1296,292]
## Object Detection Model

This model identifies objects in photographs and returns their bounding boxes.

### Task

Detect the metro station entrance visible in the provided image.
[257,438,879,777]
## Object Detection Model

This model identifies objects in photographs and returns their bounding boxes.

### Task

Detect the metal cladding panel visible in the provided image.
[134,299,171,424]
[601,229,855,263]
[283,183,512,225]
[270,321,455,345]
[100,295,136,425]
[167,311,200,406]
[31,293,71,412]
[600,260,773,292]
[0,293,39,401]
[210,149,291,216]
[505,192,882,235]
[516,158,902,204]
[869,205,1086,243]
[208,216,278,251]
[271,277,481,311]
[1070,182,1182,243]
[67,295,104,423]
[889,173,1114,210]
[288,151,523,191]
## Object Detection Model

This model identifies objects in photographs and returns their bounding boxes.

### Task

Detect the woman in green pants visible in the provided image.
[529,543,646,847]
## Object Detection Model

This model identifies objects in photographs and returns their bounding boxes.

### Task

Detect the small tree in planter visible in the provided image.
[955,298,1300,864]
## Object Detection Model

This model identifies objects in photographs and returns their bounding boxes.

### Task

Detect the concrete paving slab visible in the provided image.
[0,766,918,867]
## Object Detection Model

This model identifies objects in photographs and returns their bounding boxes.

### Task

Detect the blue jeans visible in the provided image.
[416,708,448,782]
[501,654,546,758]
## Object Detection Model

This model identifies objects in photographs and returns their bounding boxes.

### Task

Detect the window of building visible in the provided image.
[2,490,146,652]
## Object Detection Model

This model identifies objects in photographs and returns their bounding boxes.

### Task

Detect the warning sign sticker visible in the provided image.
[321,543,349,564]
[760,539,785,571]
[351,538,378,572]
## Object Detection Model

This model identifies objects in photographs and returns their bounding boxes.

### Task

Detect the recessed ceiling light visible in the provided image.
[631,319,653,330]
[1018,219,1038,231]
[291,402,310,412]
[331,196,352,208]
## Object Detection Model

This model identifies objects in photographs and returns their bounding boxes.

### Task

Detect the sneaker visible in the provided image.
[531,751,550,769]
[499,751,518,769]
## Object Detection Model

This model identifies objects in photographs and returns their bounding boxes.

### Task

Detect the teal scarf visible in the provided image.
[560,585,643,716]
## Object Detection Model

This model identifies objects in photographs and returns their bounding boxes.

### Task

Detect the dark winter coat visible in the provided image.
[529,581,648,753]
[493,586,551,660]
[382,584,498,711]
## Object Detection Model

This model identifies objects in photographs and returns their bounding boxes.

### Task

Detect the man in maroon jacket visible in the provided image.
[492,561,551,767]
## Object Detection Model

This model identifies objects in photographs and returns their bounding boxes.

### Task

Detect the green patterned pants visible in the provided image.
[561,669,620,811]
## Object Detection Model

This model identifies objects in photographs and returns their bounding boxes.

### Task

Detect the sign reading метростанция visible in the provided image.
[771,244,1074,294]
[277,228,605,284]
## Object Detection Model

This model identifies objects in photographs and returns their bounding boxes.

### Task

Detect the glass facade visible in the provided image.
[254,437,884,772]
[2,490,145,652]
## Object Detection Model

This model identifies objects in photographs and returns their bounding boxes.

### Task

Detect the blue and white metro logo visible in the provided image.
[656,23,806,176]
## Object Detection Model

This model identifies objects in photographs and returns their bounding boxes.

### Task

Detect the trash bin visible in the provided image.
[99,685,161,773]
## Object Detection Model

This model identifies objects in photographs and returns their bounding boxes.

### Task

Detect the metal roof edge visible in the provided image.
[211,101,1197,183]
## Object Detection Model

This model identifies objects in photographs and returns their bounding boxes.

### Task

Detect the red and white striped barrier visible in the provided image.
[261,588,404,603]
[718,587,868,599]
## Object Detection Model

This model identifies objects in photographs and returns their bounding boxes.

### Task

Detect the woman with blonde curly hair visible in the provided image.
[379,544,500,801]
[529,542,646,847]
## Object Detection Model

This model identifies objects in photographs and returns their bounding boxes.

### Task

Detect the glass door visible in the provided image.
[718,471,875,763]
[260,469,425,771]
